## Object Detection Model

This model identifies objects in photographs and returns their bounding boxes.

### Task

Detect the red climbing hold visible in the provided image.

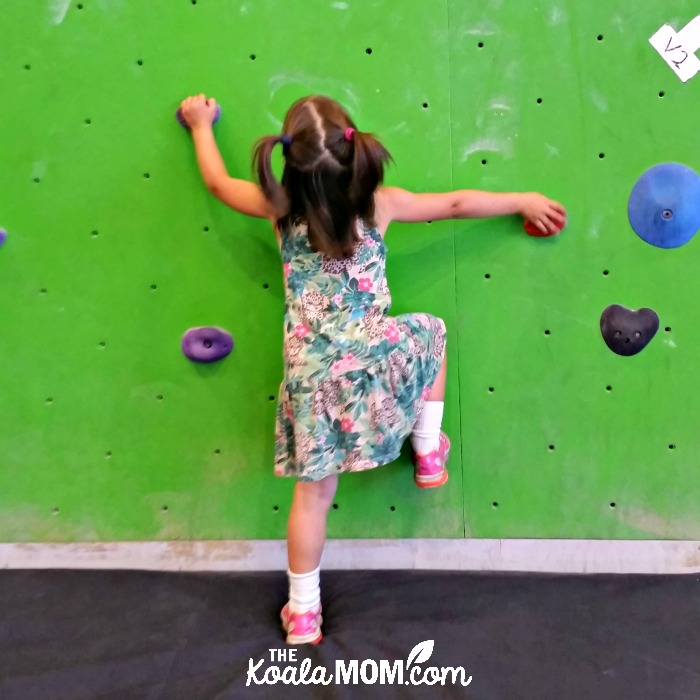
[524,219,565,237]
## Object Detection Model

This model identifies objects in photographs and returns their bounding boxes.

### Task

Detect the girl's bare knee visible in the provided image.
[317,474,338,509]
[295,474,338,510]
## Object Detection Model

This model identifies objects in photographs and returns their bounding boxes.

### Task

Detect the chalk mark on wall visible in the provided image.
[49,0,71,25]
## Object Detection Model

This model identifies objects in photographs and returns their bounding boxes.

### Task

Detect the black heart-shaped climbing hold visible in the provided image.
[182,327,233,363]
[600,305,659,357]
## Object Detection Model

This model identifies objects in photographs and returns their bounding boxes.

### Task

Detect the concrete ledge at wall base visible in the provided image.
[1,540,700,574]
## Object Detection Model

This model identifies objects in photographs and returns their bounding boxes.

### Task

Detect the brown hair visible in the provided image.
[253,96,392,259]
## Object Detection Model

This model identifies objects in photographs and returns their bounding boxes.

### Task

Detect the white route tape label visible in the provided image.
[650,16,700,82]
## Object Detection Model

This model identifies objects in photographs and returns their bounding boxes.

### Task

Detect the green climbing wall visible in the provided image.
[1,0,698,543]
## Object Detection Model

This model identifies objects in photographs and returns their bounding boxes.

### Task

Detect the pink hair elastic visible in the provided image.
[344,127,356,141]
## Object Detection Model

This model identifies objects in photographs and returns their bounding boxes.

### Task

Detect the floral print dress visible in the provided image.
[274,219,446,482]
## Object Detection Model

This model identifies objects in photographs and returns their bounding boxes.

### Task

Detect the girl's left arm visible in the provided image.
[181,95,275,221]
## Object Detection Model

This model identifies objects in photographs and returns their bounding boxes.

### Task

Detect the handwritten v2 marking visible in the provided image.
[650,16,700,82]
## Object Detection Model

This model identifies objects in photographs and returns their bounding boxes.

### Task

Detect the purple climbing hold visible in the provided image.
[182,327,233,363]
[176,104,222,129]
[0,229,7,246]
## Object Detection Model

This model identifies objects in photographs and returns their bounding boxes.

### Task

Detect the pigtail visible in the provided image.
[348,131,392,211]
[252,136,289,217]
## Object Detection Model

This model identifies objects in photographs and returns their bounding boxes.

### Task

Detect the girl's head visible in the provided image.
[254,96,391,259]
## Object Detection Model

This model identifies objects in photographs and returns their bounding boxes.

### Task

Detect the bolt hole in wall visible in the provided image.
[365,48,372,54]
[52,507,60,516]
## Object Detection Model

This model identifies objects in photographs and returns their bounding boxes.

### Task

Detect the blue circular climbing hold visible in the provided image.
[182,326,233,363]
[0,229,6,246]
[628,163,700,249]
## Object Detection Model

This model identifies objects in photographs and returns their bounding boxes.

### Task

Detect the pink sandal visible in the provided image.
[413,431,450,488]
[280,603,323,645]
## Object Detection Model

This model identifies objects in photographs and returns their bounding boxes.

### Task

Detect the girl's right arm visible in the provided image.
[375,186,566,236]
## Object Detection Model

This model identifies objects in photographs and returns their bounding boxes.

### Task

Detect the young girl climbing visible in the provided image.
[179,93,566,645]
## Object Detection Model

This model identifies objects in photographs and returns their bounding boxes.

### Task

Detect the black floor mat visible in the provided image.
[1,569,699,699]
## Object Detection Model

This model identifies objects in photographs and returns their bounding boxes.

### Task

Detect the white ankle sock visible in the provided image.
[411,401,444,455]
[288,565,321,613]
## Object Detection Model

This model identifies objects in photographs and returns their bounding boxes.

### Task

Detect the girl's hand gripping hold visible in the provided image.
[179,94,220,130]
[519,193,567,237]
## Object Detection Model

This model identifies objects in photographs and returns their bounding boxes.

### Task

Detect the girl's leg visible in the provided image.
[427,351,447,402]
[286,474,338,613]
[412,350,447,455]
